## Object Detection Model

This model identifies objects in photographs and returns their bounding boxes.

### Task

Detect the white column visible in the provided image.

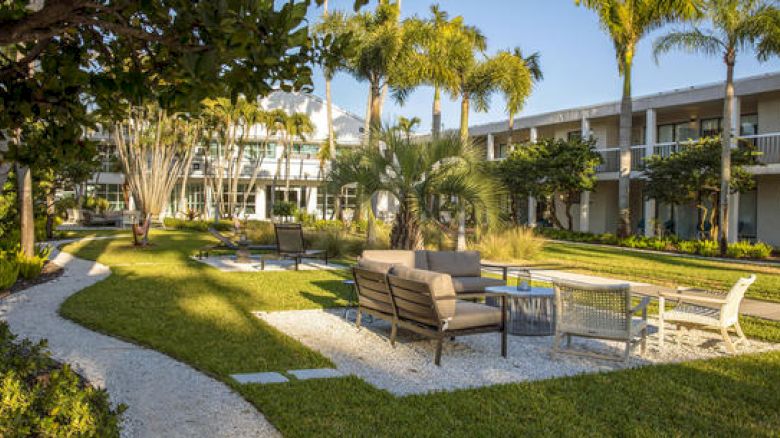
[486,133,495,161]
[527,196,537,227]
[581,116,590,139]
[579,191,590,232]
[529,126,538,143]
[306,186,318,214]
[256,185,266,220]
[644,199,656,237]
[728,192,740,243]
[204,185,213,220]
[730,96,741,147]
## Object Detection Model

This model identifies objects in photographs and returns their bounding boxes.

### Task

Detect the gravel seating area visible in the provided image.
[0,241,280,438]
[193,254,348,272]
[256,308,780,396]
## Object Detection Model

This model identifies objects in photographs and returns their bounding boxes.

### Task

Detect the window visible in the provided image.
[700,118,721,138]
[740,114,758,136]
[493,143,508,159]
[245,142,276,159]
[87,184,125,211]
[169,183,205,215]
[290,144,320,159]
[738,190,757,240]
[658,122,697,143]
[221,183,255,215]
[97,144,119,173]
[567,130,582,141]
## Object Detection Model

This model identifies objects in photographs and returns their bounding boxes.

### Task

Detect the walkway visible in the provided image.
[0,241,280,438]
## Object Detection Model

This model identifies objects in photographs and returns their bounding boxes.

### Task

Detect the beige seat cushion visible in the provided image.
[426,251,481,277]
[447,301,502,330]
[392,266,457,319]
[357,258,396,275]
[451,276,505,293]
[360,250,415,269]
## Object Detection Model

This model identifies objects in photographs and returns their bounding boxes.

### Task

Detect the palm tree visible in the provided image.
[575,0,702,237]
[394,116,421,141]
[653,0,780,252]
[494,49,534,150]
[279,113,315,202]
[327,129,499,250]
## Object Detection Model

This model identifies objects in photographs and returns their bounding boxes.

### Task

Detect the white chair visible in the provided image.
[658,275,756,354]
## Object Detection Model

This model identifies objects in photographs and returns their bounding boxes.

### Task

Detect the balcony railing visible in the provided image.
[740,132,780,164]
[595,146,646,173]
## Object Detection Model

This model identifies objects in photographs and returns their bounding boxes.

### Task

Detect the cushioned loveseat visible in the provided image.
[359,250,505,296]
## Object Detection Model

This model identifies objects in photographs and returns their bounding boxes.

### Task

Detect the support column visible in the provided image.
[204,185,213,220]
[256,185,266,220]
[486,133,495,161]
[644,199,656,237]
[581,116,590,139]
[579,191,590,232]
[527,196,537,228]
[728,192,739,243]
[644,108,657,237]
[529,126,538,144]
[306,186,318,214]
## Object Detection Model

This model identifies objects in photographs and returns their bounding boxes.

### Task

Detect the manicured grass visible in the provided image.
[59,231,780,436]
[533,242,780,302]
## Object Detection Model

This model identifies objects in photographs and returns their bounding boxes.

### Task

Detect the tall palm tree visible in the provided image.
[576,0,703,237]
[327,129,499,249]
[653,0,780,252]
[280,113,315,202]
[494,49,534,150]
[504,48,543,148]
[394,116,421,142]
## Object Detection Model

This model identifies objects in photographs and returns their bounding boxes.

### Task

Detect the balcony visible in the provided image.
[741,132,780,164]
[595,146,646,173]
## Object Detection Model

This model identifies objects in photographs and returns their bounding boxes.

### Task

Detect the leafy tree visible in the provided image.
[653,0,780,252]
[575,0,703,237]
[643,137,757,240]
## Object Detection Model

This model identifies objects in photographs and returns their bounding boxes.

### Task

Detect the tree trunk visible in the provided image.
[369,81,383,148]
[363,85,372,147]
[460,93,470,145]
[45,190,55,239]
[507,113,515,151]
[456,205,467,251]
[564,198,574,232]
[548,195,565,230]
[617,57,633,237]
[17,164,34,256]
[432,85,442,140]
[391,197,423,250]
[719,58,735,255]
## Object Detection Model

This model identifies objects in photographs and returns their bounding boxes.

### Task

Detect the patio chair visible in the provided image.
[387,267,507,366]
[658,274,756,354]
[352,265,397,331]
[552,280,650,362]
[274,223,328,270]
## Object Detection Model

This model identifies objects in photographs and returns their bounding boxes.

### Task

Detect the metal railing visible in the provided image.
[740,132,780,164]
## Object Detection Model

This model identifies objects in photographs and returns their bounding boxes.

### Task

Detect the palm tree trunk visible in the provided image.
[369,81,383,148]
[507,113,515,151]
[460,93,470,145]
[719,58,735,254]
[617,59,633,237]
[432,85,442,140]
[17,163,34,256]
[363,86,372,147]
[391,197,423,250]
[456,205,467,251]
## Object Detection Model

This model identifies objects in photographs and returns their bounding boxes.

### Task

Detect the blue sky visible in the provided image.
[306,0,780,132]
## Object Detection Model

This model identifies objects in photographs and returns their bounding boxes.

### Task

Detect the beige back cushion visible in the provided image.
[360,250,415,269]
[393,266,456,319]
[426,251,481,277]
[356,258,396,275]
[413,250,429,270]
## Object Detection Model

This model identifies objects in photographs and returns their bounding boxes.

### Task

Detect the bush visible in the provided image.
[163,218,232,232]
[15,246,50,281]
[244,221,276,245]
[727,241,774,259]
[0,259,18,290]
[695,239,720,257]
[84,196,110,214]
[471,227,546,262]
[272,201,298,217]
[0,321,124,436]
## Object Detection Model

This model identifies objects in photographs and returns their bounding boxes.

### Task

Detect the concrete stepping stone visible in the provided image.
[287,368,345,380]
[231,372,288,384]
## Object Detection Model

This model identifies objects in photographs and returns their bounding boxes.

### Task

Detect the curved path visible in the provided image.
[0,241,280,438]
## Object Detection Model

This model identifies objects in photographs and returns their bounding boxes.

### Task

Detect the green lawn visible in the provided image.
[58,231,780,436]
[533,242,780,302]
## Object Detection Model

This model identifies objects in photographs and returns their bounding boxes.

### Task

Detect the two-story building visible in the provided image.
[470,71,780,247]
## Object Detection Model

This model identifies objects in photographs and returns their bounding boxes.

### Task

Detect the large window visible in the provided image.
[740,114,758,136]
[246,142,276,159]
[658,122,697,143]
[87,183,125,211]
[567,130,582,141]
[221,183,256,215]
[700,118,721,138]
[290,144,320,159]
[738,190,757,241]
[493,143,508,159]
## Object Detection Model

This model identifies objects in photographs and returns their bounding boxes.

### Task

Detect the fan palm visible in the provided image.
[575,0,703,237]
[653,0,780,252]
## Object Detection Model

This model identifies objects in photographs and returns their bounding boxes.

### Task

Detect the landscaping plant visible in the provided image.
[15,246,51,281]
[0,258,19,290]
[471,227,546,262]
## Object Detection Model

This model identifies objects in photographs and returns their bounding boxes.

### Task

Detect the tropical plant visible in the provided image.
[653,0,780,252]
[471,227,546,262]
[0,259,18,290]
[575,0,703,237]
[328,129,500,249]
[495,48,537,149]
[279,113,315,201]
[393,116,421,141]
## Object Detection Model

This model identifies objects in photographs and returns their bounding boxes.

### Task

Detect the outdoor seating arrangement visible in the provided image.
[552,279,650,362]
[359,250,505,296]
[352,260,507,366]
[274,223,329,270]
[658,274,756,353]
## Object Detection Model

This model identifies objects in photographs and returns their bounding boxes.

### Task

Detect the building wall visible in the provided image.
[757,174,780,246]
[588,181,618,234]
[758,96,780,133]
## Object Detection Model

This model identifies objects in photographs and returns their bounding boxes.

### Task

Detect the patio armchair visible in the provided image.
[658,274,756,354]
[387,266,507,366]
[552,280,650,362]
[274,223,328,270]
[352,263,397,330]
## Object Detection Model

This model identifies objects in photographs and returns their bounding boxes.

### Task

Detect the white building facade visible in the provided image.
[471,72,780,247]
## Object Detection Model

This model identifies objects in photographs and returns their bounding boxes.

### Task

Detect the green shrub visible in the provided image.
[472,227,546,262]
[0,321,124,436]
[15,247,50,281]
[245,221,276,245]
[749,242,774,259]
[84,196,110,214]
[0,259,18,290]
[163,218,232,232]
[677,240,697,255]
[727,241,773,259]
[695,239,720,257]
[272,201,298,217]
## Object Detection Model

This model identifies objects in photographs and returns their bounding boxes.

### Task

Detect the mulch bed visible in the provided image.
[0,261,64,299]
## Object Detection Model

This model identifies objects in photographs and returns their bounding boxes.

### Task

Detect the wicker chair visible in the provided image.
[658,274,756,354]
[552,280,650,362]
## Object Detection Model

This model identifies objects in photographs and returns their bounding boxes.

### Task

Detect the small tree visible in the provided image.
[643,137,756,240]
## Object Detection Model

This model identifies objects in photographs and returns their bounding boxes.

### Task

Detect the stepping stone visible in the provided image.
[287,368,345,380]
[230,372,288,384]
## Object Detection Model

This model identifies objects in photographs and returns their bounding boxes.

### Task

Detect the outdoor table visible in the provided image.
[480,261,527,282]
[485,285,556,336]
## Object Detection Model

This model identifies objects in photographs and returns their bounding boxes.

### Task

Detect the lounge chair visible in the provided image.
[273,223,328,270]
[552,279,650,362]
[352,264,397,330]
[658,274,756,354]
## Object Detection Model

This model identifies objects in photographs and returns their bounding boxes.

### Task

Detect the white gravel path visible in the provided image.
[257,308,780,396]
[0,241,280,438]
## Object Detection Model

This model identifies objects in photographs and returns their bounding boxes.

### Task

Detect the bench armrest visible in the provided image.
[659,291,728,305]
[630,296,651,314]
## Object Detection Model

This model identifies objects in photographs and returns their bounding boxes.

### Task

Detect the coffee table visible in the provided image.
[485,285,556,336]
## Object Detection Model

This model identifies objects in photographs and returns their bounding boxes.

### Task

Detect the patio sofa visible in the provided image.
[359,250,505,297]
[352,262,507,365]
